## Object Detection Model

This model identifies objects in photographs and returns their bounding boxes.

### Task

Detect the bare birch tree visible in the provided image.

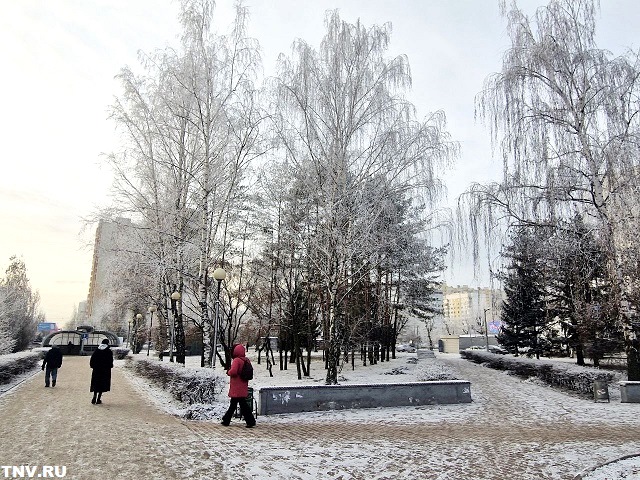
[467,0,640,378]
[272,11,456,384]
[104,0,263,365]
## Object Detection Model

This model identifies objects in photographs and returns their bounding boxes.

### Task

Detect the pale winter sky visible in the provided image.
[0,0,638,324]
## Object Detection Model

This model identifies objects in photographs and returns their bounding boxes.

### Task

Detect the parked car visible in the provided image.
[466,345,485,350]
[396,344,416,353]
[489,345,508,354]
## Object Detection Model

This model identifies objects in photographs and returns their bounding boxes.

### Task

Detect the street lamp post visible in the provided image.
[212,267,226,368]
[484,308,491,352]
[147,305,157,356]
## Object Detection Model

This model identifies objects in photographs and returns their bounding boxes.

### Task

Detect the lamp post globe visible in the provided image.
[212,267,226,282]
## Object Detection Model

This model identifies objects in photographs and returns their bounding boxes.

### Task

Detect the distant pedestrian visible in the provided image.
[90,339,113,405]
[221,344,256,428]
[42,345,63,387]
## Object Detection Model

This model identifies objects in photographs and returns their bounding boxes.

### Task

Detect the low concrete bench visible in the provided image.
[257,380,471,415]
[620,381,640,403]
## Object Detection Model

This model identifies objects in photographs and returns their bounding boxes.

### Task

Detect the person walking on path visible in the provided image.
[42,345,63,387]
[90,339,113,404]
[221,344,256,428]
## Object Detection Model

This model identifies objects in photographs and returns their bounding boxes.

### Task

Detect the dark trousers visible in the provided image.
[45,367,58,386]
[222,397,255,426]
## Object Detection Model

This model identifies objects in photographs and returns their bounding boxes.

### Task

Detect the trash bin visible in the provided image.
[593,380,610,403]
[235,387,257,418]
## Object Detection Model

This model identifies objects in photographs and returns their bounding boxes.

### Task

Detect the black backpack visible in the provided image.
[240,359,253,381]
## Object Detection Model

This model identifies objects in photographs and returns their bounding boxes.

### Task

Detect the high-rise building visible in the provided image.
[86,218,135,325]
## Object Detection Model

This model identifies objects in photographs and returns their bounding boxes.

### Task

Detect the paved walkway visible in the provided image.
[0,356,203,479]
[0,355,639,479]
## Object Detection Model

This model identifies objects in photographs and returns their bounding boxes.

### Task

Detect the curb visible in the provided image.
[573,452,640,479]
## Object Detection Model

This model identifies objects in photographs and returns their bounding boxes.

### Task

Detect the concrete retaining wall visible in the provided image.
[257,381,472,415]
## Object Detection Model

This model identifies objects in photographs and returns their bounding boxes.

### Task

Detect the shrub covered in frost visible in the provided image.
[113,347,130,360]
[0,351,43,385]
[460,350,616,396]
[415,361,459,381]
[182,402,228,420]
[124,357,225,404]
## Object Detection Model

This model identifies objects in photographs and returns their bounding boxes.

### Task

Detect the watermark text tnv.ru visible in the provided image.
[1,466,66,478]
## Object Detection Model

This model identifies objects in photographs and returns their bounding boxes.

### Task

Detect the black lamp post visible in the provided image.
[484,308,491,352]
[212,267,226,368]
[147,305,157,356]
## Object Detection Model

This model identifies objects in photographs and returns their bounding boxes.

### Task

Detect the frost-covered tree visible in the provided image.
[271,11,455,384]
[465,0,640,378]
[0,257,42,352]
[0,288,16,354]
[105,0,263,365]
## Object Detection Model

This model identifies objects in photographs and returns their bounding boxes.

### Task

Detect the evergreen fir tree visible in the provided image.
[498,227,547,358]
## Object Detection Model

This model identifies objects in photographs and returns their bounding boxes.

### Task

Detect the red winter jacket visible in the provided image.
[227,344,250,398]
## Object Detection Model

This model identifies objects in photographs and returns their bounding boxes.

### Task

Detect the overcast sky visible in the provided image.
[0,0,638,324]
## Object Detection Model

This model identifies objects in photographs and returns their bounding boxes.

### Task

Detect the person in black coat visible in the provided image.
[90,339,113,404]
[42,345,63,387]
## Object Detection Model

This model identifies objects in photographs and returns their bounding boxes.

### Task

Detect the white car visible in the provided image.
[396,344,416,353]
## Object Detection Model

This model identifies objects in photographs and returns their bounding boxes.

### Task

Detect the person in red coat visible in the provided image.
[221,344,256,428]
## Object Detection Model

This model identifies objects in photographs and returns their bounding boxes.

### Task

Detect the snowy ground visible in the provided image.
[123,350,640,480]
[1,349,638,479]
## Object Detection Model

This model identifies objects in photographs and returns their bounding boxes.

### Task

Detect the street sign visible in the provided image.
[488,321,502,334]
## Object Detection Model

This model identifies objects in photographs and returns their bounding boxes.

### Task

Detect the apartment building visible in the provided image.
[86,217,136,325]
[441,284,504,337]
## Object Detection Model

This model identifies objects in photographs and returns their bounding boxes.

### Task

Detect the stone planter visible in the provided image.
[619,381,640,403]
[258,381,472,415]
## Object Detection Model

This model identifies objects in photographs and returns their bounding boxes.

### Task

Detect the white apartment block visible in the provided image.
[441,284,503,336]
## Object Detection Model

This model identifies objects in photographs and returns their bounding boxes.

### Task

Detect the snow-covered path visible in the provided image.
[0,353,638,479]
